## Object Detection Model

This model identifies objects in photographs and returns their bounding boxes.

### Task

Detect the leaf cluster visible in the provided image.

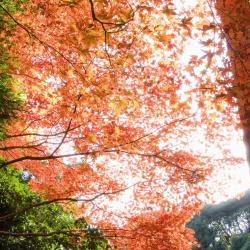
[0,0,26,139]
[0,47,22,139]
[0,0,28,34]
[0,167,111,250]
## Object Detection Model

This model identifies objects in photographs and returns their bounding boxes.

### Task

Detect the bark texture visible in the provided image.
[215,0,250,167]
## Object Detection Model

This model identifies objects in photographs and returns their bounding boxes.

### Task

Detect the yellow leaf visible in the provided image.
[130,99,139,109]
[172,104,178,110]
[157,33,174,44]
[87,134,97,143]
[84,30,102,47]
[119,9,132,22]
[216,102,225,112]
[109,99,127,115]
[124,55,135,67]
[68,69,74,76]
[114,126,120,136]
[210,113,217,121]
[79,55,85,62]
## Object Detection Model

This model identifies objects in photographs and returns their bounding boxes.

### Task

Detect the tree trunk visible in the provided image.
[215,0,250,167]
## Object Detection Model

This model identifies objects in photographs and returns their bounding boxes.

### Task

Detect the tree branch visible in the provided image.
[0,4,86,75]
[0,179,165,222]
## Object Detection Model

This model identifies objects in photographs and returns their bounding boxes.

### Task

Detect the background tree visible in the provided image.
[189,189,250,250]
[0,0,24,139]
[0,167,111,250]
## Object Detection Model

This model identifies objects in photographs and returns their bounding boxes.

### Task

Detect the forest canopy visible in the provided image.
[0,0,249,249]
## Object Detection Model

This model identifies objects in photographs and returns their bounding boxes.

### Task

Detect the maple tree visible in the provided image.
[0,0,248,249]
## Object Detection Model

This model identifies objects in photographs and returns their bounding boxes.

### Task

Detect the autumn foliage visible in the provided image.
[0,0,249,249]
